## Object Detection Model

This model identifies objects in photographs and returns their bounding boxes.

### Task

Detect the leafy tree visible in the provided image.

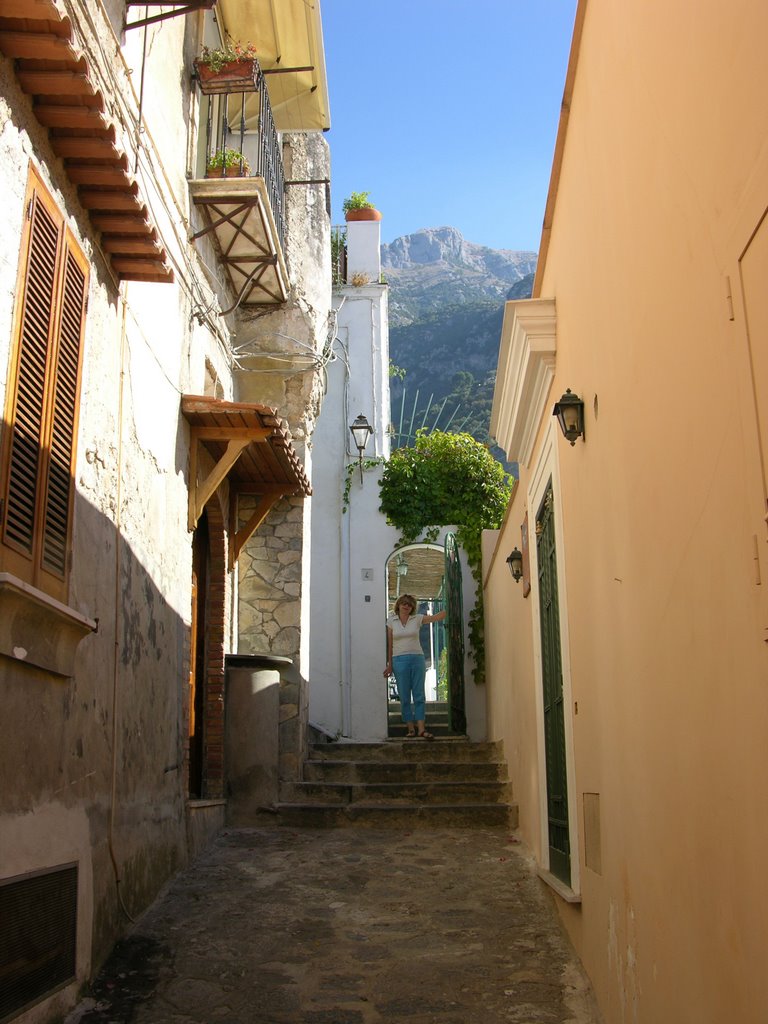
[378,430,513,683]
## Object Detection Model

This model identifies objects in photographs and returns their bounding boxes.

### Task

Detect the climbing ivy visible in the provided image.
[342,457,386,513]
[378,430,513,683]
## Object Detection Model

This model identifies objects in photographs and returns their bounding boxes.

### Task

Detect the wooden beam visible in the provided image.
[230,493,281,569]
[193,425,272,442]
[188,436,249,531]
[233,482,299,496]
[0,0,61,19]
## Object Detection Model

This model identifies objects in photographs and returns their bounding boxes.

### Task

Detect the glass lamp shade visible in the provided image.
[349,413,373,454]
[552,389,585,445]
[506,548,523,582]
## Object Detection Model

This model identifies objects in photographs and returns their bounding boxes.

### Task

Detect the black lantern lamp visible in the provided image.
[552,388,585,445]
[506,547,523,582]
[349,413,374,482]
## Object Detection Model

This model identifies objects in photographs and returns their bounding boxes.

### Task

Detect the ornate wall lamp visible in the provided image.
[349,413,374,482]
[552,389,585,445]
[506,547,523,582]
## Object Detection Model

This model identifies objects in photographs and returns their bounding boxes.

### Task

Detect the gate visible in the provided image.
[444,532,466,734]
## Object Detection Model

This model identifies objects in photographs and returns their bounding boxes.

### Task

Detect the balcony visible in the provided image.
[189,59,288,309]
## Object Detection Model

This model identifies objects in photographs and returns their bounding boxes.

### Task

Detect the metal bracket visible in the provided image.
[125,1,216,32]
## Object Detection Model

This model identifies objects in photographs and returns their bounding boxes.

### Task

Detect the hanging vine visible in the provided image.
[378,430,513,683]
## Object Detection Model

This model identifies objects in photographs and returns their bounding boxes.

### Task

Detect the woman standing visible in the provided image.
[384,594,446,739]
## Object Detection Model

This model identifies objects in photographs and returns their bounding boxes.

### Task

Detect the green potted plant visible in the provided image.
[206,148,251,178]
[342,191,382,222]
[194,41,260,94]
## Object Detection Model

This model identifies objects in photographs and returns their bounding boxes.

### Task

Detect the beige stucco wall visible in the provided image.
[0,3,239,1015]
[485,2,768,1023]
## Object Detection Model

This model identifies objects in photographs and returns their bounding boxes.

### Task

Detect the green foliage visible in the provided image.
[342,457,385,512]
[378,430,513,683]
[207,148,250,173]
[198,41,258,72]
[331,227,347,286]
[389,362,407,381]
[342,191,375,212]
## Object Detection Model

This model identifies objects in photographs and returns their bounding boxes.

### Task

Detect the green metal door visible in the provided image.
[444,533,466,734]
[536,481,571,885]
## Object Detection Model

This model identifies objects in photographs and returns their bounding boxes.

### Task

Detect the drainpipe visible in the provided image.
[108,294,134,923]
[340,466,352,737]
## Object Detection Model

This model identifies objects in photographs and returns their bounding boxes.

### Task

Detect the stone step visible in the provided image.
[281,780,510,806]
[274,802,518,829]
[303,759,506,784]
[387,722,454,738]
[309,739,504,764]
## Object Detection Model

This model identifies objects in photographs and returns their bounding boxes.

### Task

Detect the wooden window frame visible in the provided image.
[0,168,88,603]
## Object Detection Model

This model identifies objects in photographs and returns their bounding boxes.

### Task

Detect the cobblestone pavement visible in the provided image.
[67,827,602,1024]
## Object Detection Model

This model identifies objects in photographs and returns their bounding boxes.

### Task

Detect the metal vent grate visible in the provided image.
[0,864,78,1022]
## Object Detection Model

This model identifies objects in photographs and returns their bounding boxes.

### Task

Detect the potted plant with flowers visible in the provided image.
[194,41,260,94]
[343,191,382,222]
[206,148,251,178]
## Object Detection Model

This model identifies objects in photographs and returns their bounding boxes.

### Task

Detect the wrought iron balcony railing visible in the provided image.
[199,57,285,248]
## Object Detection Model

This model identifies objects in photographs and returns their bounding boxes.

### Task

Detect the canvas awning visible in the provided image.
[215,0,330,132]
[182,395,311,566]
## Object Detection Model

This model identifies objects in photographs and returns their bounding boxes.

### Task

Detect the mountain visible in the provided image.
[382,228,536,448]
[382,227,536,327]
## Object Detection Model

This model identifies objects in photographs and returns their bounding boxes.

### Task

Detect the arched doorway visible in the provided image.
[385,540,464,737]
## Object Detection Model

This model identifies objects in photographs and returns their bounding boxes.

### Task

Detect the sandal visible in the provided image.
[405,730,417,739]
[417,730,435,741]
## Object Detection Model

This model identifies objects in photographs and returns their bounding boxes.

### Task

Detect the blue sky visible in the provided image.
[321,1,578,252]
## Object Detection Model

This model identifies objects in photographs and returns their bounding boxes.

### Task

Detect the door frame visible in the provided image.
[527,419,581,897]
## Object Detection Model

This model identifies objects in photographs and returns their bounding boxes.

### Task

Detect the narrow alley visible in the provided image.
[66,826,601,1024]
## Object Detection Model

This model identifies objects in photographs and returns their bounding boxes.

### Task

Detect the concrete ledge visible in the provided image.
[537,868,582,904]
[0,572,96,678]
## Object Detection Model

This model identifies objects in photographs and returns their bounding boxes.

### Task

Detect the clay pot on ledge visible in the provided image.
[344,207,382,223]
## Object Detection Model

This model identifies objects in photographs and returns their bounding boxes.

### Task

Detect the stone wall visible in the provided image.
[235,132,331,782]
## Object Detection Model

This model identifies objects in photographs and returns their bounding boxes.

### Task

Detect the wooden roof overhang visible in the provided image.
[0,0,173,284]
[188,177,288,307]
[182,395,311,568]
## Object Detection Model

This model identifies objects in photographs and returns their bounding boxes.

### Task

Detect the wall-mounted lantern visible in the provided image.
[552,389,585,445]
[506,547,523,582]
[349,413,374,482]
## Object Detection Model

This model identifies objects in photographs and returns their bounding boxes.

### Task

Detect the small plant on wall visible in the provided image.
[342,191,382,222]
[206,148,251,177]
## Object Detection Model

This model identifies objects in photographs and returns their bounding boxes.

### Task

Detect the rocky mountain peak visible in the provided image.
[379,226,537,328]
[381,226,536,281]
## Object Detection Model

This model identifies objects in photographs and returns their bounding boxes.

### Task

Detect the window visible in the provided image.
[0,168,88,602]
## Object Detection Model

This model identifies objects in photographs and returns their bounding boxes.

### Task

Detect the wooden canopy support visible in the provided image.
[230,487,292,570]
[182,395,311,567]
[188,426,271,531]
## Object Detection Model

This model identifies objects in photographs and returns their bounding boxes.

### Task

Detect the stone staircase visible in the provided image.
[276,736,518,829]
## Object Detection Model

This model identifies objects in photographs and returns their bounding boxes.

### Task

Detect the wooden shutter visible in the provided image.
[0,170,87,598]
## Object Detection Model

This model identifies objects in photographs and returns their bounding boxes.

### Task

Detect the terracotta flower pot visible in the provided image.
[344,208,382,222]
[195,59,258,95]
[206,166,249,178]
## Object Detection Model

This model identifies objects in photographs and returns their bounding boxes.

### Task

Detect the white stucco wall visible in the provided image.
[309,225,486,740]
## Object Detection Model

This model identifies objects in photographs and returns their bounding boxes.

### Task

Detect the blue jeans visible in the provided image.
[392,653,426,723]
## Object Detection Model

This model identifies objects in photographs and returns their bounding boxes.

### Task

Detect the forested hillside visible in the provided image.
[381,228,535,447]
